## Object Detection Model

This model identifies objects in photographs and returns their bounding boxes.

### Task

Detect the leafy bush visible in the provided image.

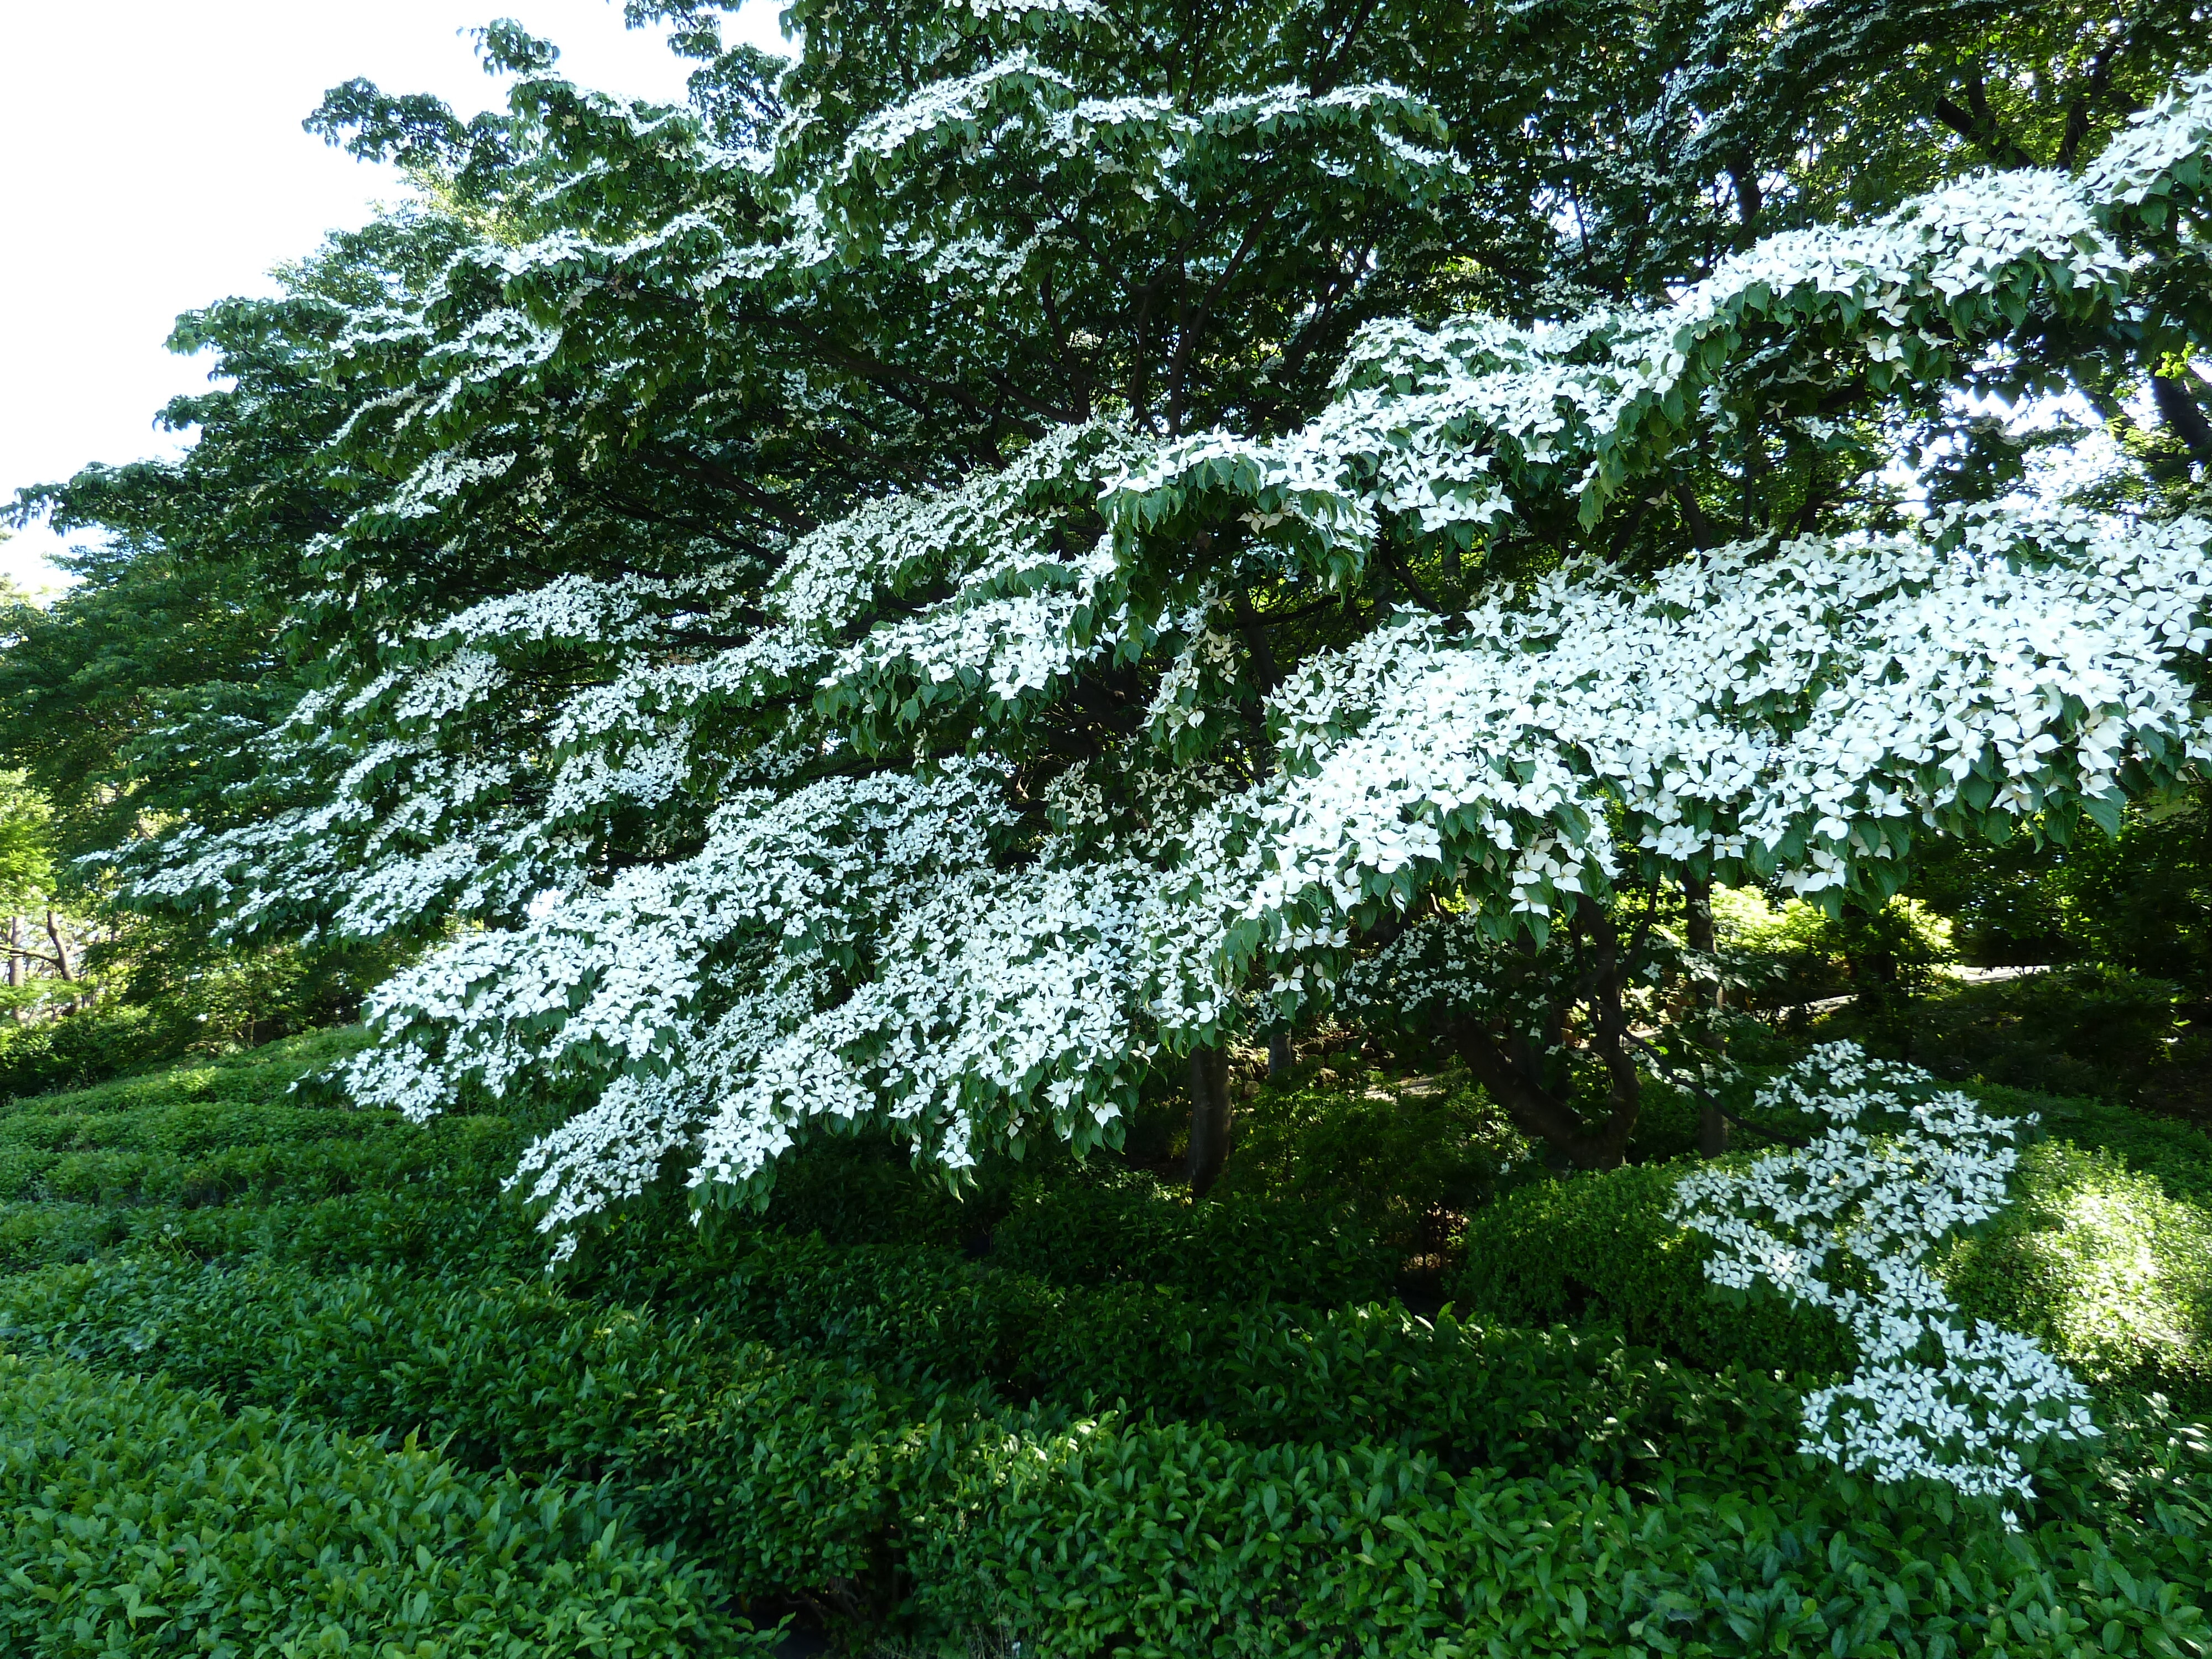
[7,1251,2207,1658]
[1900,967,2187,1098]
[0,1026,367,1119]
[0,942,398,1102]
[0,1188,541,1276]
[1454,1160,1857,1376]
[0,1112,520,1208]
[2021,1087,2212,1207]
[755,1131,983,1248]
[1455,1120,2212,1415]
[1910,788,2212,985]
[1713,888,1954,1011]
[909,1398,2212,1659]
[990,1165,1396,1305]
[1215,1066,1516,1255]
[1945,1141,2212,1406]
[0,1351,761,1657]
[4,1031,2208,1655]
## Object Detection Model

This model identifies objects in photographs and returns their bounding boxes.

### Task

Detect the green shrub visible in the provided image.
[0,1026,368,1118]
[1946,1141,2212,1406]
[753,1129,1042,1248]
[908,1401,2212,1659]
[1901,967,2188,1098]
[0,1351,761,1657]
[0,1113,520,1208]
[0,1189,542,1276]
[1454,1160,1856,1376]
[1994,1085,2212,1208]
[571,1225,1814,1486]
[0,1246,1796,1498]
[4,1242,2208,1655]
[990,1166,1396,1305]
[6,1035,2209,1656]
[0,1255,952,1622]
[1214,1067,1514,1253]
[1457,1127,2212,1409]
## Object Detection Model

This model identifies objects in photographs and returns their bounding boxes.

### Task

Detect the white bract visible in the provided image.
[1673,1045,2098,1507]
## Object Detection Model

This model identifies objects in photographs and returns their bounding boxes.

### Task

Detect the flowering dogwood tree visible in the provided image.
[39,2,2212,1271]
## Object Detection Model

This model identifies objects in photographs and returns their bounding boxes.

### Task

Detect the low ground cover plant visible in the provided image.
[0,1030,2207,1653]
[0,1350,759,1657]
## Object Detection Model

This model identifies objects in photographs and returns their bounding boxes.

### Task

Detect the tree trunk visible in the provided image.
[1681,876,1729,1157]
[2152,369,2212,468]
[44,911,75,983]
[1683,875,1714,954]
[1451,1022,1641,1168]
[1266,1029,1293,1079]
[6,916,22,989]
[1185,1044,1233,1197]
[1446,898,1646,1169]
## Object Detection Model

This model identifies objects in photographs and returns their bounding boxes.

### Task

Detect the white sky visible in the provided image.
[0,0,785,594]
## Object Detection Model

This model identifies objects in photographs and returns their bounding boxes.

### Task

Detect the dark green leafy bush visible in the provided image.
[909,1401,2212,1659]
[1454,1160,1857,1375]
[0,1025,369,1119]
[1900,967,2188,1098]
[1455,1125,2212,1412]
[2004,1087,2212,1207]
[3,1030,2208,1655]
[0,1351,761,1657]
[1215,1067,1512,1252]
[990,1165,1396,1305]
[7,1251,2208,1658]
[0,1188,542,1276]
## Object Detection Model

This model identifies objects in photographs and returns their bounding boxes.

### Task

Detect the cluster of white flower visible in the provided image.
[1108,98,2205,560]
[2083,70,2212,208]
[1672,1044,2098,1507]
[1133,508,2212,1034]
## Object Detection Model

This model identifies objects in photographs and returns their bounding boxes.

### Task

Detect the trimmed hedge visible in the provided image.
[0,1187,541,1277]
[1454,1160,1856,1375]
[572,1225,1808,1485]
[1993,1085,2212,1208]
[4,1255,2207,1657]
[1944,1140,2212,1406]
[6,1032,2210,1655]
[906,1401,2212,1658]
[0,1105,520,1209]
[0,1350,763,1657]
[989,1167,1397,1305]
[1453,1132,2212,1405]
[0,1027,369,1123]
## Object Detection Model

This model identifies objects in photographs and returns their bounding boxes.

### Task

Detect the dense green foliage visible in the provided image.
[0,1032,2206,1653]
[0,1355,754,1658]
[1458,1095,2212,1406]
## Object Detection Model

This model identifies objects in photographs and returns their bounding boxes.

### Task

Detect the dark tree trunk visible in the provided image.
[1683,875,1715,954]
[1682,875,1729,1157]
[1185,1044,1234,1197]
[1266,1029,1293,1079]
[2152,370,2212,467]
